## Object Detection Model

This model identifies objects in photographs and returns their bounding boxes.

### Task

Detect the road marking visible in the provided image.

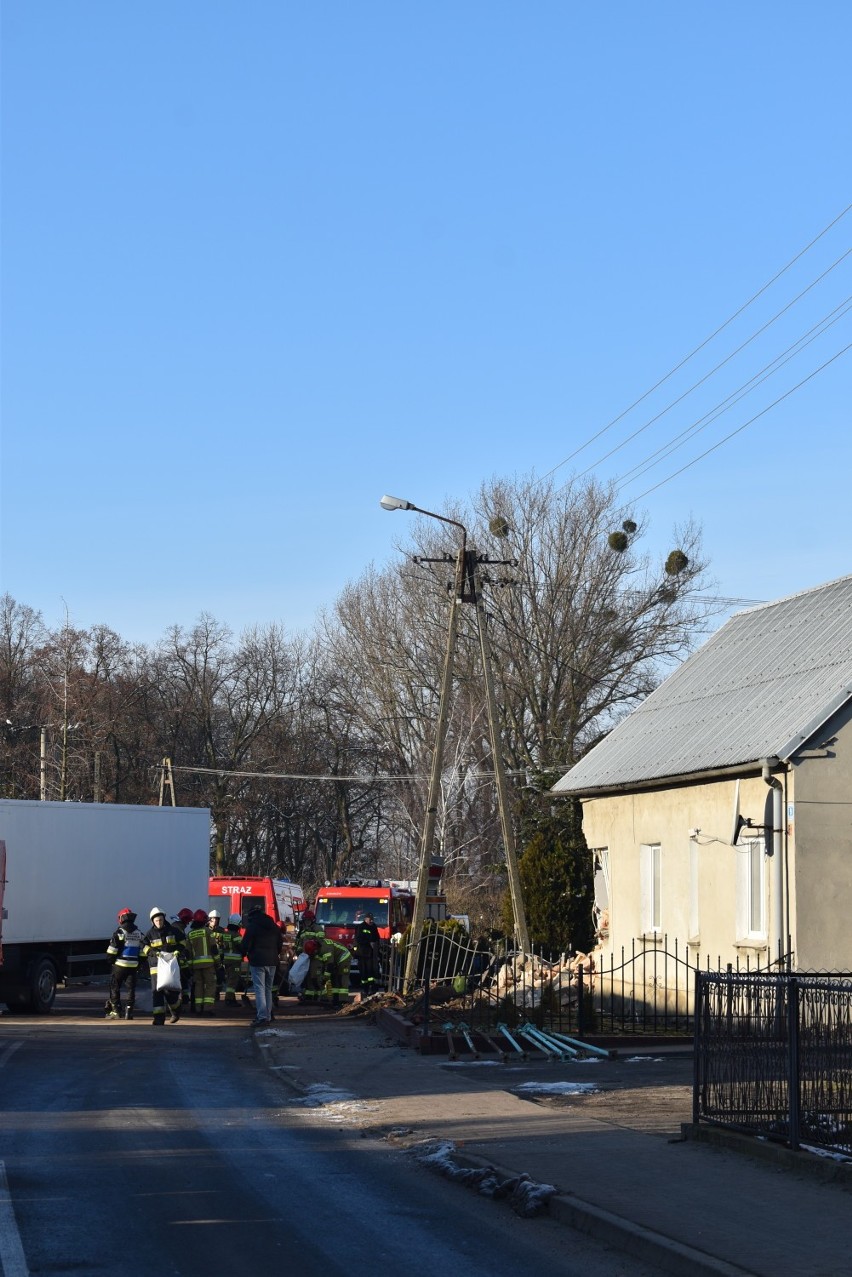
[0,1043,23,1070]
[0,1161,29,1277]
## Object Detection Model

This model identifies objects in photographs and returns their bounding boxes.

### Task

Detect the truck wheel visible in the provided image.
[27,957,58,1014]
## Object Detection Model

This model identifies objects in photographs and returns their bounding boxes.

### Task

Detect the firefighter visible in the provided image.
[354,912,382,995]
[186,909,219,1014]
[142,907,185,1026]
[207,909,227,996]
[295,910,328,1004]
[105,908,144,1020]
[323,931,352,1008]
[221,913,247,1005]
[299,938,329,1004]
[175,907,195,1006]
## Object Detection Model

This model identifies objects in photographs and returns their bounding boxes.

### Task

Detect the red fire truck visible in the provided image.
[312,879,414,949]
[209,875,306,928]
[313,866,446,978]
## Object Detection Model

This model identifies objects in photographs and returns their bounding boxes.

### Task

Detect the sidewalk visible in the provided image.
[255,1003,852,1277]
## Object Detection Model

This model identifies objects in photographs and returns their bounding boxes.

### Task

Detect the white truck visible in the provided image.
[0,798,211,1013]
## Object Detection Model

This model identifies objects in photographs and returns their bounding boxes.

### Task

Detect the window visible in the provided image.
[640,843,661,936]
[592,848,610,940]
[736,837,766,942]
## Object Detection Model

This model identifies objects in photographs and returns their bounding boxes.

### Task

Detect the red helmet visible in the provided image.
[302,910,315,924]
[178,908,193,924]
[303,939,318,955]
[192,909,209,924]
[117,908,134,924]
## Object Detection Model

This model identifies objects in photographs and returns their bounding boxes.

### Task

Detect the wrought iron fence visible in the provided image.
[694,970,852,1155]
[382,927,785,1038]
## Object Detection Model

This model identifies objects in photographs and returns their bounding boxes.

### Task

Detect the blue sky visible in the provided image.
[2,2,850,644]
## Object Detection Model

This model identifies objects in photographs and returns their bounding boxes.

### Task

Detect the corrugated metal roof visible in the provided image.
[553,573,852,795]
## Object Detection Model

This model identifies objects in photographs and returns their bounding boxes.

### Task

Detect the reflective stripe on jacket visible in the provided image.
[187,925,218,968]
[141,924,185,974]
[107,925,144,969]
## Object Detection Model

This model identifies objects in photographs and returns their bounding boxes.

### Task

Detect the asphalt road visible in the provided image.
[0,987,656,1277]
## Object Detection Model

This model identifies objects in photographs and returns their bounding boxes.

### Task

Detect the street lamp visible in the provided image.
[379,494,529,992]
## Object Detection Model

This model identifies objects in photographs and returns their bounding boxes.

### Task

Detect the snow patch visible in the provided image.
[514,1080,599,1096]
[406,1139,556,1217]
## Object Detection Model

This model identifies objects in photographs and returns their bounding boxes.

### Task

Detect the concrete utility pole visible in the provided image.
[379,496,530,990]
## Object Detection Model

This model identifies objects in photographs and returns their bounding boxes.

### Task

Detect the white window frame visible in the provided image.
[736,836,767,944]
[640,843,662,937]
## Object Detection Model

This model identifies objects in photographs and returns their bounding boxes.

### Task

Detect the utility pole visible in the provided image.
[380,497,530,990]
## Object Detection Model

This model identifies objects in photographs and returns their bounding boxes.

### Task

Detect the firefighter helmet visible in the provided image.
[228,912,242,926]
[192,909,209,924]
[301,910,316,923]
[208,909,221,921]
[149,906,166,921]
[303,939,318,955]
[177,908,193,924]
[117,908,134,923]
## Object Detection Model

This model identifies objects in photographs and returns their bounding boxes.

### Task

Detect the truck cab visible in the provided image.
[312,880,415,974]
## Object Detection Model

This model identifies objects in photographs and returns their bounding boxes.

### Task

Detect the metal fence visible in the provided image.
[382,927,785,1039]
[694,970,852,1155]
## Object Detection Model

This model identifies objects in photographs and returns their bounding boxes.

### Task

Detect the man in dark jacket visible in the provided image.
[240,906,283,1026]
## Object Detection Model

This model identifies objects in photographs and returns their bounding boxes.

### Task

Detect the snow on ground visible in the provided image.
[406,1138,556,1217]
[513,1080,599,1096]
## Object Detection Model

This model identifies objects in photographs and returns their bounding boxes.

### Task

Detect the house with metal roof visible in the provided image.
[552,573,852,972]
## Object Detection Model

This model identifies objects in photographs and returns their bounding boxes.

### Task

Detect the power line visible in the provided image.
[162,762,550,784]
[540,202,851,481]
[623,342,851,506]
[575,250,851,482]
[614,295,852,492]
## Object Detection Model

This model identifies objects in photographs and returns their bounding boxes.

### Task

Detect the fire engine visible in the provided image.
[313,863,447,975]
[209,875,306,929]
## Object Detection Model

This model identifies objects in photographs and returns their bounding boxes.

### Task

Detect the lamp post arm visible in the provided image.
[405,504,468,555]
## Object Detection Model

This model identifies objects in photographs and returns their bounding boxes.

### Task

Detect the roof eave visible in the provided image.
[777,686,852,761]
[552,758,783,800]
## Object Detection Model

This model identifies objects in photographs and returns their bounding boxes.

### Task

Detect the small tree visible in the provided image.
[505,795,594,957]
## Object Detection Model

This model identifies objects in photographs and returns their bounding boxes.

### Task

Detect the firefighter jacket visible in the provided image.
[107,924,144,970]
[296,924,326,955]
[220,925,245,968]
[186,924,219,968]
[323,938,352,971]
[141,922,186,975]
[354,920,381,954]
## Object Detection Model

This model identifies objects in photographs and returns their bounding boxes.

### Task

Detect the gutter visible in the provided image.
[552,759,773,800]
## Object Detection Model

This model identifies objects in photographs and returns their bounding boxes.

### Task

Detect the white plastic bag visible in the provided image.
[288,952,310,994]
[157,951,181,993]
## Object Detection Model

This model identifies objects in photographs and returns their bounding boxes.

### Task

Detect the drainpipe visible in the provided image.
[761,757,784,965]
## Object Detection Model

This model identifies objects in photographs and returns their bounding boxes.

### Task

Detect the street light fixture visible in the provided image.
[379,494,529,991]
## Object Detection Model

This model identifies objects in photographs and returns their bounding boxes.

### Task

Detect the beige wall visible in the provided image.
[788,704,852,970]
[581,774,783,971]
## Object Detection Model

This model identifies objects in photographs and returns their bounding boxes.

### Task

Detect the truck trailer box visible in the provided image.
[0,799,211,1011]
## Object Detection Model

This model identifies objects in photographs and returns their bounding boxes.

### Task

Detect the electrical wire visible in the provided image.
[614,295,852,492]
[160,762,554,784]
[574,249,851,482]
[540,202,851,481]
[623,342,851,506]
